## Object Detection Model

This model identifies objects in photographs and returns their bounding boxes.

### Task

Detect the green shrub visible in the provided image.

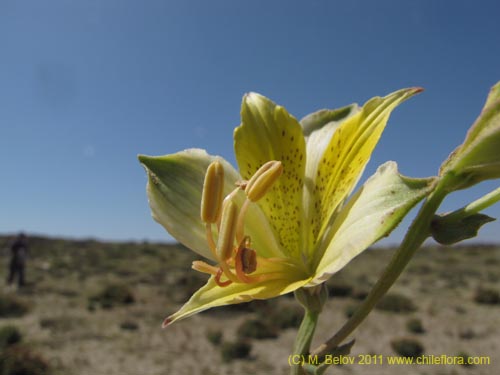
[206,329,223,346]
[237,319,278,340]
[457,351,474,367]
[120,320,139,331]
[376,293,417,313]
[344,304,359,318]
[406,318,425,334]
[260,304,303,329]
[327,281,353,298]
[391,338,424,358]
[473,287,500,305]
[39,316,84,333]
[0,346,51,375]
[0,326,22,349]
[220,340,252,362]
[0,294,30,318]
[89,284,135,309]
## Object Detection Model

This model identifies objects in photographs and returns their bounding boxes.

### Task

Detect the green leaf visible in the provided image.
[431,212,495,245]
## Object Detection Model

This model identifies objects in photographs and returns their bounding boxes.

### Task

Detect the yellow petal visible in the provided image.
[306,88,423,253]
[164,260,311,326]
[309,162,434,285]
[234,93,307,260]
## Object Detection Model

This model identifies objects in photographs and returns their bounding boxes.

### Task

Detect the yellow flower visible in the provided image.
[139,88,432,326]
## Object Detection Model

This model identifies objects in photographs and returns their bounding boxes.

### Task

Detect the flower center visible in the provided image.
[193,160,284,287]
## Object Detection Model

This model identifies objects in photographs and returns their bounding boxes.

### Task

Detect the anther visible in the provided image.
[245,160,283,202]
[201,160,225,223]
[239,247,257,274]
[216,198,238,262]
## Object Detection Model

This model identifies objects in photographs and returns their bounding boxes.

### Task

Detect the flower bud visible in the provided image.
[216,198,238,261]
[201,161,225,223]
[440,81,500,190]
[245,161,283,202]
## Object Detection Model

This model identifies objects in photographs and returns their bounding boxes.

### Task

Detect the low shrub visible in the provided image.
[344,304,359,318]
[120,320,139,331]
[220,340,252,362]
[473,287,500,305]
[0,346,51,375]
[376,293,417,313]
[327,281,353,298]
[237,319,278,340]
[406,318,425,334]
[0,326,22,349]
[89,284,135,309]
[261,304,303,329]
[0,294,30,318]
[457,351,474,367]
[206,329,223,346]
[391,338,424,358]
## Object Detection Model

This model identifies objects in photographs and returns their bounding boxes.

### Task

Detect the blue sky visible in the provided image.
[1,0,500,244]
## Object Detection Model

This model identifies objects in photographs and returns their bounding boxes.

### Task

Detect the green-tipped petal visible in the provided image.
[234,93,306,260]
[300,104,359,138]
[310,162,434,285]
[440,81,500,189]
[164,261,311,326]
[306,88,423,253]
[139,149,283,260]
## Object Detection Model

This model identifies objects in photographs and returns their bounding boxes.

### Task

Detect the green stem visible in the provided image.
[311,177,450,357]
[439,185,500,221]
[291,308,319,375]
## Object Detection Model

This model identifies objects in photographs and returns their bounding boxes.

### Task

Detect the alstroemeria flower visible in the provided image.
[139,88,433,326]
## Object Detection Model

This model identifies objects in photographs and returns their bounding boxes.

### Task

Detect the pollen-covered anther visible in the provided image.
[216,198,239,262]
[245,160,283,202]
[234,236,259,283]
[200,160,225,223]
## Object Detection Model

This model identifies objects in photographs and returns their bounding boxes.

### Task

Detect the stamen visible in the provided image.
[235,238,258,283]
[215,269,232,287]
[235,199,250,244]
[192,260,219,275]
[245,160,283,202]
[201,160,225,223]
[205,223,217,259]
[217,198,238,262]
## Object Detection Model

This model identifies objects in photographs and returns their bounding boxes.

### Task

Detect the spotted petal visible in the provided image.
[310,161,435,285]
[305,88,423,254]
[234,93,307,260]
[139,149,283,260]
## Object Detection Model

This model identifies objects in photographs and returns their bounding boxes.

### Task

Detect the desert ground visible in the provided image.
[0,235,498,375]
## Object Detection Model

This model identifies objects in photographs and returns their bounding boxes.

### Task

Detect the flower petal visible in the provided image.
[139,149,283,260]
[309,161,434,285]
[234,93,307,260]
[306,88,423,252]
[440,81,500,190]
[300,104,361,254]
[164,260,311,326]
[300,104,359,137]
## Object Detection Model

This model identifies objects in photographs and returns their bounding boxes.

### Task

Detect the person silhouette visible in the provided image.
[7,232,28,287]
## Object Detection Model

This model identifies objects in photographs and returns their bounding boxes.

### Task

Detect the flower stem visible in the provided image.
[291,308,320,375]
[312,176,450,357]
